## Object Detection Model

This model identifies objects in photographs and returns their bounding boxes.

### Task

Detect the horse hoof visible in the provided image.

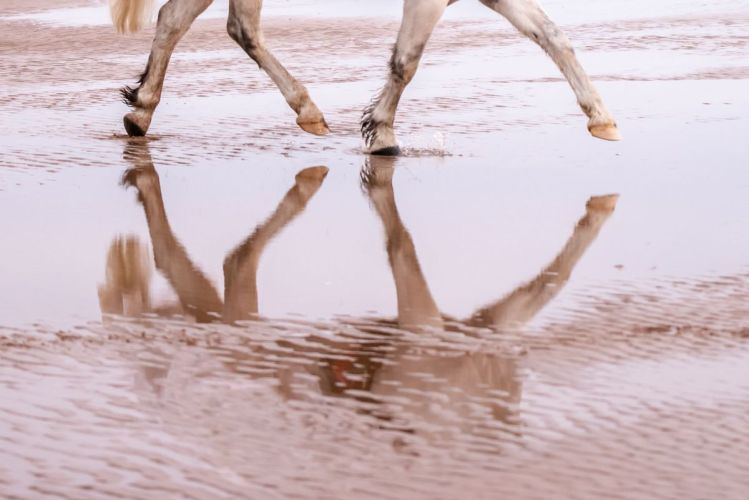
[297,119,330,136]
[294,166,329,200]
[589,124,621,141]
[296,166,329,182]
[586,194,619,212]
[124,113,148,137]
[370,146,401,157]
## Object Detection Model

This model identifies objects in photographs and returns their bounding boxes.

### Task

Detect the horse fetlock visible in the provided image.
[363,123,400,156]
[136,89,160,111]
[121,165,160,206]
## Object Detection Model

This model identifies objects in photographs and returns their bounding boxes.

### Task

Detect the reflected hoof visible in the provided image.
[297,118,330,136]
[296,166,329,182]
[123,113,149,137]
[587,194,619,212]
[293,166,328,201]
[588,123,621,141]
[370,146,401,157]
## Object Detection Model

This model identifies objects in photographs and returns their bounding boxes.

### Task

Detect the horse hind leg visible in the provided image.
[479,0,620,141]
[121,141,224,321]
[227,0,329,136]
[361,0,449,156]
[122,0,213,137]
[361,157,444,328]
[468,193,619,330]
[222,165,328,323]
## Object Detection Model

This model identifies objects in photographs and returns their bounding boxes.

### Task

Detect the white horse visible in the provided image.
[112,0,620,155]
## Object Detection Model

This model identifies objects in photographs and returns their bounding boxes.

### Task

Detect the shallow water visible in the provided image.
[1,0,749,498]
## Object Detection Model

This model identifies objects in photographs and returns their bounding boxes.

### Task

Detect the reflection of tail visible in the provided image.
[98,235,152,317]
[469,194,619,330]
[110,0,154,33]
[223,166,329,323]
[362,157,442,330]
[122,141,223,323]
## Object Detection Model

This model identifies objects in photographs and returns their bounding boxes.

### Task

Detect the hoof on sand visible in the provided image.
[370,145,401,157]
[297,119,330,136]
[123,114,148,137]
[589,124,621,141]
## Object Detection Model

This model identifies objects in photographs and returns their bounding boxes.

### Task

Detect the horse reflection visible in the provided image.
[99,141,327,323]
[361,158,618,333]
[100,144,618,438]
[314,156,618,430]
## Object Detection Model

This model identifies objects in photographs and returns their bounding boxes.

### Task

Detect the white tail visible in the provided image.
[110,0,155,34]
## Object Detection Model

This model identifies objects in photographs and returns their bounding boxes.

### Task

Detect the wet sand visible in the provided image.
[1,0,749,498]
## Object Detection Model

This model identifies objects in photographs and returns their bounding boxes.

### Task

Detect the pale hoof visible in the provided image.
[123,112,151,137]
[587,194,619,212]
[589,123,621,141]
[297,118,330,136]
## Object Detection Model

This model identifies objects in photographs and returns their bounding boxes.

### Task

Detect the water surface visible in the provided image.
[1,0,748,498]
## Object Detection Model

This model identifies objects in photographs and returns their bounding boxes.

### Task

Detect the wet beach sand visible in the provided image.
[1,0,749,498]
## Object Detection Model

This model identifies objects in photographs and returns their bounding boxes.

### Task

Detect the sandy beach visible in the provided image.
[1,0,748,498]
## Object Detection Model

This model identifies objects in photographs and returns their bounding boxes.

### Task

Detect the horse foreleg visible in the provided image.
[222,166,328,323]
[227,0,329,136]
[362,0,449,156]
[361,157,443,329]
[480,0,620,140]
[122,0,213,137]
[121,142,224,322]
[468,194,618,330]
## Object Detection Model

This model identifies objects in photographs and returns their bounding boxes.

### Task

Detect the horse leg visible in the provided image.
[121,0,213,137]
[98,236,153,317]
[222,166,328,323]
[121,142,224,322]
[227,0,329,136]
[479,0,620,140]
[468,194,618,330]
[361,0,450,156]
[361,157,443,329]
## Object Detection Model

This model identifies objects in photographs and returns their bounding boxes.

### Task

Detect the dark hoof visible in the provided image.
[123,115,146,137]
[370,146,401,157]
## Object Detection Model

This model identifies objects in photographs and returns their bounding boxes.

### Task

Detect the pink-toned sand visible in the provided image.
[1,1,748,498]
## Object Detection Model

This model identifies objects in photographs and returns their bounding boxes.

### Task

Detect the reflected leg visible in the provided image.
[227,0,330,136]
[361,157,443,329]
[122,0,214,137]
[361,0,450,155]
[479,0,620,140]
[98,236,153,317]
[222,166,328,323]
[122,141,224,322]
[469,194,618,330]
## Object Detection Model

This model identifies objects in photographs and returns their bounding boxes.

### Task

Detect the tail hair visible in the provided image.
[110,0,155,34]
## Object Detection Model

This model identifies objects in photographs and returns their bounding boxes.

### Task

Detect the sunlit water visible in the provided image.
[1,0,748,498]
